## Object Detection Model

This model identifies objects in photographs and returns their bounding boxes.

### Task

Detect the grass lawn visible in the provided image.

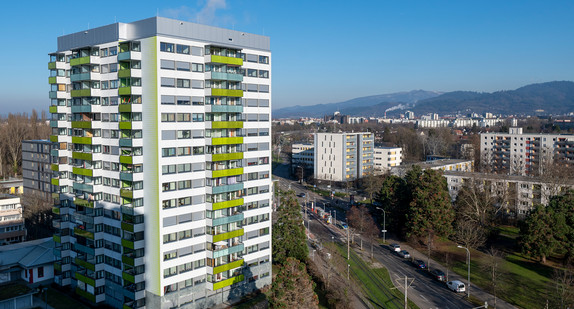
[0,283,31,301]
[428,229,555,309]
[46,287,91,309]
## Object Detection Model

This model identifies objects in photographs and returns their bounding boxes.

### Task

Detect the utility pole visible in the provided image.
[347,227,350,260]
[404,276,407,309]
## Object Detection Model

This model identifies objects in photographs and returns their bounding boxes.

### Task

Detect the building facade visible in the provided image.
[0,194,26,245]
[481,127,574,175]
[314,132,374,182]
[391,159,473,177]
[373,147,402,173]
[291,143,314,171]
[22,140,55,201]
[49,17,271,308]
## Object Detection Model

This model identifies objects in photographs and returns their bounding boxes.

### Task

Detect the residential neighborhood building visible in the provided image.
[481,127,574,175]
[0,237,54,285]
[291,143,314,171]
[314,132,374,182]
[373,147,402,173]
[0,194,26,245]
[49,17,271,308]
[22,140,55,201]
[391,159,473,177]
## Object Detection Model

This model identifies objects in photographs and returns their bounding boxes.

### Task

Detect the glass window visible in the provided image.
[259,70,269,78]
[192,114,204,122]
[160,42,174,53]
[176,44,190,54]
[177,96,191,105]
[247,69,257,78]
[161,95,175,105]
[161,59,175,70]
[191,80,203,89]
[191,63,203,72]
[176,61,190,71]
[191,46,203,56]
[161,78,175,87]
[109,47,117,56]
[177,79,190,88]
[259,55,269,64]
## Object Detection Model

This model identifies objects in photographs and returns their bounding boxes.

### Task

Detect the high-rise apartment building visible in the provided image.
[49,17,272,308]
[314,132,374,182]
[22,140,55,201]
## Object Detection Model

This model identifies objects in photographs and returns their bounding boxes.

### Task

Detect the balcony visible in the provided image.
[212,213,244,226]
[209,105,244,113]
[211,137,243,145]
[119,87,132,95]
[119,138,133,147]
[70,72,91,82]
[72,136,92,144]
[72,152,93,161]
[120,172,133,182]
[75,287,96,303]
[119,121,132,130]
[120,188,133,199]
[73,243,95,256]
[210,274,244,290]
[208,88,243,97]
[211,152,243,162]
[206,55,243,66]
[211,121,243,129]
[118,69,131,78]
[73,167,93,177]
[211,167,243,178]
[71,105,92,113]
[213,259,244,274]
[213,243,244,259]
[51,178,60,186]
[120,155,133,164]
[75,270,95,286]
[75,198,94,208]
[72,182,93,193]
[212,198,244,211]
[207,71,243,82]
[75,257,96,271]
[71,121,92,129]
[212,228,244,243]
[71,89,91,97]
[211,183,244,195]
[70,56,95,66]
[74,227,94,240]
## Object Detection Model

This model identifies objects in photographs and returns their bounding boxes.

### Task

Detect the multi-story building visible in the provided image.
[291,143,314,171]
[481,127,574,175]
[391,159,473,177]
[49,17,272,308]
[22,140,55,201]
[314,132,374,182]
[373,147,402,173]
[0,194,26,245]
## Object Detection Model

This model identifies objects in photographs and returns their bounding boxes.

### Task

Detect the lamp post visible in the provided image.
[347,264,350,280]
[312,249,316,261]
[334,210,337,226]
[376,207,387,243]
[457,245,470,298]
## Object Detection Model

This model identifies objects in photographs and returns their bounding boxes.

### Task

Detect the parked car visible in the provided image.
[390,244,401,252]
[447,280,466,293]
[338,222,348,230]
[397,250,411,259]
[298,193,306,198]
[411,259,426,269]
[430,269,446,282]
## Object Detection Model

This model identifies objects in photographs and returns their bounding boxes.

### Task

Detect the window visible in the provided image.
[176,44,190,54]
[191,46,203,56]
[177,96,190,105]
[38,267,44,278]
[259,55,269,64]
[177,113,191,122]
[109,47,117,56]
[160,59,175,70]
[161,77,175,87]
[192,113,204,122]
[191,80,204,89]
[259,70,269,78]
[247,69,257,78]
[176,61,190,71]
[177,130,191,139]
[160,42,174,53]
[161,95,175,105]
[192,63,203,72]
[161,113,176,122]
[177,79,190,88]
[192,96,204,105]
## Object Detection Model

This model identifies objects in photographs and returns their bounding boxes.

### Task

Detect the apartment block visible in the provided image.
[22,140,55,201]
[481,127,574,175]
[0,194,26,245]
[291,143,314,171]
[314,132,374,182]
[373,147,402,173]
[49,17,271,308]
[391,159,473,177]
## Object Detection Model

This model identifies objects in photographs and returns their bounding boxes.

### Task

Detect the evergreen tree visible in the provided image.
[272,193,308,264]
[269,257,318,309]
[377,175,408,237]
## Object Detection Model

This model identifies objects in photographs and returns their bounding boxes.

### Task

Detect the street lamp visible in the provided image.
[347,264,350,280]
[334,210,337,226]
[376,207,387,243]
[457,245,471,298]
[312,249,316,261]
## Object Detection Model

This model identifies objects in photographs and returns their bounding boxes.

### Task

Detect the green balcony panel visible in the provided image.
[120,188,133,199]
[52,193,60,199]
[211,137,243,145]
[119,138,132,147]
[75,198,94,208]
[75,287,96,303]
[210,105,243,113]
[54,262,61,271]
[121,221,134,232]
[213,228,244,243]
[211,121,243,129]
[213,275,244,290]
[122,255,135,266]
[210,55,243,66]
[211,89,243,97]
[119,122,132,130]
[72,152,93,161]
[122,271,135,283]
[118,69,131,78]
[118,104,132,113]
[71,89,91,97]
[50,135,59,142]
[70,56,91,66]
[72,121,92,129]
[211,152,244,162]
[213,198,244,211]
[212,167,243,178]
[49,106,58,113]
[75,272,95,286]
[211,183,244,195]
[75,258,95,271]
[74,228,94,240]
[73,167,93,177]
[51,178,59,186]
[48,62,56,69]
[119,155,133,164]
[52,207,60,214]
[122,239,135,250]
[213,243,244,259]
[72,136,92,144]
[118,87,132,95]
[51,164,59,171]
[48,77,57,84]
[53,235,61,243]
[212,213,244,226]
[71,105,92,113]
[213,259,244,274]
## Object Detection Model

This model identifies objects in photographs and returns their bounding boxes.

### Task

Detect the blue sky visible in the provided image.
[0,0,573,113]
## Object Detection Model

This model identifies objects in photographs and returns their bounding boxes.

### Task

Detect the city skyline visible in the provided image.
[1,0,573,113]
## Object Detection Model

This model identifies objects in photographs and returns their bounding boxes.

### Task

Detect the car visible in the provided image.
[298,193,306,198]
[411,259,426,269]
[430,269,446,282]
[390,244,401,252]
[447,280,466,293]
[397,250,411,259]
[337,222,348,230]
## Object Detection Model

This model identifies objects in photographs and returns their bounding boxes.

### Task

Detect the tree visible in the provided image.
[269,257,318,309]
[272,193,309,264]
[22,192,54,240]
[360,173,383,202]
[548,265,574,309]
[406,169,455,238]
[481,248,506,308]
[454,219,487,250]
[347,205,378,251]
[377,175,408,237]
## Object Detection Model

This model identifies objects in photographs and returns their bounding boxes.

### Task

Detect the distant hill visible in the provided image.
[409,81,574,116]
[272,90,442,118]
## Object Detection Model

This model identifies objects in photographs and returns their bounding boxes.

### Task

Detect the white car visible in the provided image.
[390,244,401,252]
[397,250,410,259]
[447,280,466,293]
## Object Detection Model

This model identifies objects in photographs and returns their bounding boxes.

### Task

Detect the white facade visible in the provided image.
[392,159,473,177]
[0,194,26,245]
[291,143,314,170]
[373,147,402,173]
[481,127,574,175]
[50,17,271,309]
[314,132,374,182]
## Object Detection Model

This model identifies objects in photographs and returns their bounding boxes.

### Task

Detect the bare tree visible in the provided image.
[22,192,54,240]
[481,248,506,308]
[548,265,574,309]
[4,113,30,175]
[454,219,487,250]
[360,172,383,202]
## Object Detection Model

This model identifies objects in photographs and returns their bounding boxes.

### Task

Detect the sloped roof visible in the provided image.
[0,237,54,269]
